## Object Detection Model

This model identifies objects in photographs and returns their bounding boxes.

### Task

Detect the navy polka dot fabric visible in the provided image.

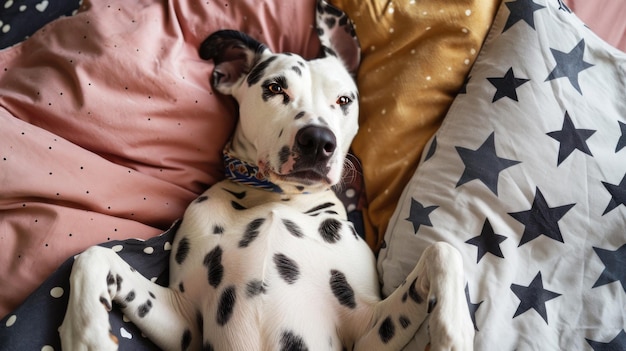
[0,222,178,350]
[0,0,81,49]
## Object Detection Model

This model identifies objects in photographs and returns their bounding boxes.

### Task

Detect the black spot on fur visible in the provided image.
[379,317,395,344]
[203,246,224,288]
[296,186,305,192]
[321,45,337,58]
[246,280,266,297]
[223,188,246,199]
[115,274,123,292]
[399,315,411,329]
[247,56,278,86]
[324,16,336,29]
[280,330,309,351]
[149,291,155,299]
[203,342,215,351]
[292,66,302,76]
[231,201,246,210]
[274,253,300,284]
[100,296,112,311]
[330,270,356,309]
[196,312,203,335]
[239,218,265,248]
[216,286,236,326]
[297,61,305,67]
[213,225,224,234]
[175,238,190,265]
[321,2,343,17]
[282,219,304,238]
[179,282,185,293]
[137,299,153,318]
[106,272,115,286]
[408,277,424,304]
[279,146,291,167]
[125,290,136,302]
[181,329,192,351]
[305,202,335,214]
[348,224,360,240]
[319,218,342,243]
[195,195,209,203]
[428,297,438,313]
[294,111,305,120]
[339,14,349,27]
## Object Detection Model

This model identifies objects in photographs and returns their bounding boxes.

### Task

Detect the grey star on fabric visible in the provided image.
[557,0,571,12]
[616,121,626,153]
[465,284,483,331]
[502,0,546,32]
[510,271,561,324]
[592,244,626,293]
[586,330,626,351]
[405,198,438,234]
[487,67,530,102]
[547,111,596,166]
[509,187,575,246]
[545,39,594,94]
[602,173,626,215]
[455,132,521,195]
[424,136,437,162]
[465,218,508,263]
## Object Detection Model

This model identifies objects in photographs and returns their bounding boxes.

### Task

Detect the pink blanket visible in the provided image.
[0,0,320,318]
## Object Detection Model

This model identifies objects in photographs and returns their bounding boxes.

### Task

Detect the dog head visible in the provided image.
[199,3,360,194]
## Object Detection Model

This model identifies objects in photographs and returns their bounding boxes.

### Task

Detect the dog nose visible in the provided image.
[296,126,337,162]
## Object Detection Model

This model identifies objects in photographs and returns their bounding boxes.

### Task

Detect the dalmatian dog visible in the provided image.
[59,2,474,350]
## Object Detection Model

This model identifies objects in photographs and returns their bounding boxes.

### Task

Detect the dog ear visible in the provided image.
[315,0,361,76]
[199,30,270,95]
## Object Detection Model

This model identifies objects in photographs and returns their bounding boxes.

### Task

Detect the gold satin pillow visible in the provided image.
[333,0,501,251]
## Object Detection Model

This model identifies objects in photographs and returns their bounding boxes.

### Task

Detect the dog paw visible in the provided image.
[422,243,475,351]
[59,295,120,351]
[426,290,475,351]
[59,247,120,351]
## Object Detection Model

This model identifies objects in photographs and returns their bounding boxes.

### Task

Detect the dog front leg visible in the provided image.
[354,242,474,351]
[60,246,201,351]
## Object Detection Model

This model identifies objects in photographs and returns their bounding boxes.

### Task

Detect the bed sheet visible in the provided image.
[0,0,324,319]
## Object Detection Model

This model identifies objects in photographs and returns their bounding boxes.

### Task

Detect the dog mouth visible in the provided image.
[270,169,331,186]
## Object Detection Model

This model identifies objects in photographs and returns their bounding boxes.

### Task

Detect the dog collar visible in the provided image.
[223,148,283,193]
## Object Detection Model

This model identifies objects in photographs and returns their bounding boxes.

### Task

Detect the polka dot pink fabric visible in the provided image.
[0,0,320,318]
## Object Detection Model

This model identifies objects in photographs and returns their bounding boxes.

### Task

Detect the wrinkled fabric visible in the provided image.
[0,0,321,318]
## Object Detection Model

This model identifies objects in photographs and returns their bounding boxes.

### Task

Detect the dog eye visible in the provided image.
[268,83,283,94]
[336,96,351,106]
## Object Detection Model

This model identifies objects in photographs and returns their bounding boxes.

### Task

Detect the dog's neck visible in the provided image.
[223,143,283,193]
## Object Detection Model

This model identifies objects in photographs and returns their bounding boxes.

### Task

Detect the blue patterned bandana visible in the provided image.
[223,148,283,193]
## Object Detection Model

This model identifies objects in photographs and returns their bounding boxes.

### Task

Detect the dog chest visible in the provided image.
[169,182,380,349]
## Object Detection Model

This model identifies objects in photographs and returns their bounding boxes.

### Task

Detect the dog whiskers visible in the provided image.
[333,156,361,193]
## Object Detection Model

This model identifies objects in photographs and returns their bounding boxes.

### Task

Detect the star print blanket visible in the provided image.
[377,0,626,350]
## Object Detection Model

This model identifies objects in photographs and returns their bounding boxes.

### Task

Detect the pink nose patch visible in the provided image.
[279,155,297,174]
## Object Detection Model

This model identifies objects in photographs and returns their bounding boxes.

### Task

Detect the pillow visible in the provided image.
[378,0,626,349]
[332,0,501,251]
[0,0,321,318]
